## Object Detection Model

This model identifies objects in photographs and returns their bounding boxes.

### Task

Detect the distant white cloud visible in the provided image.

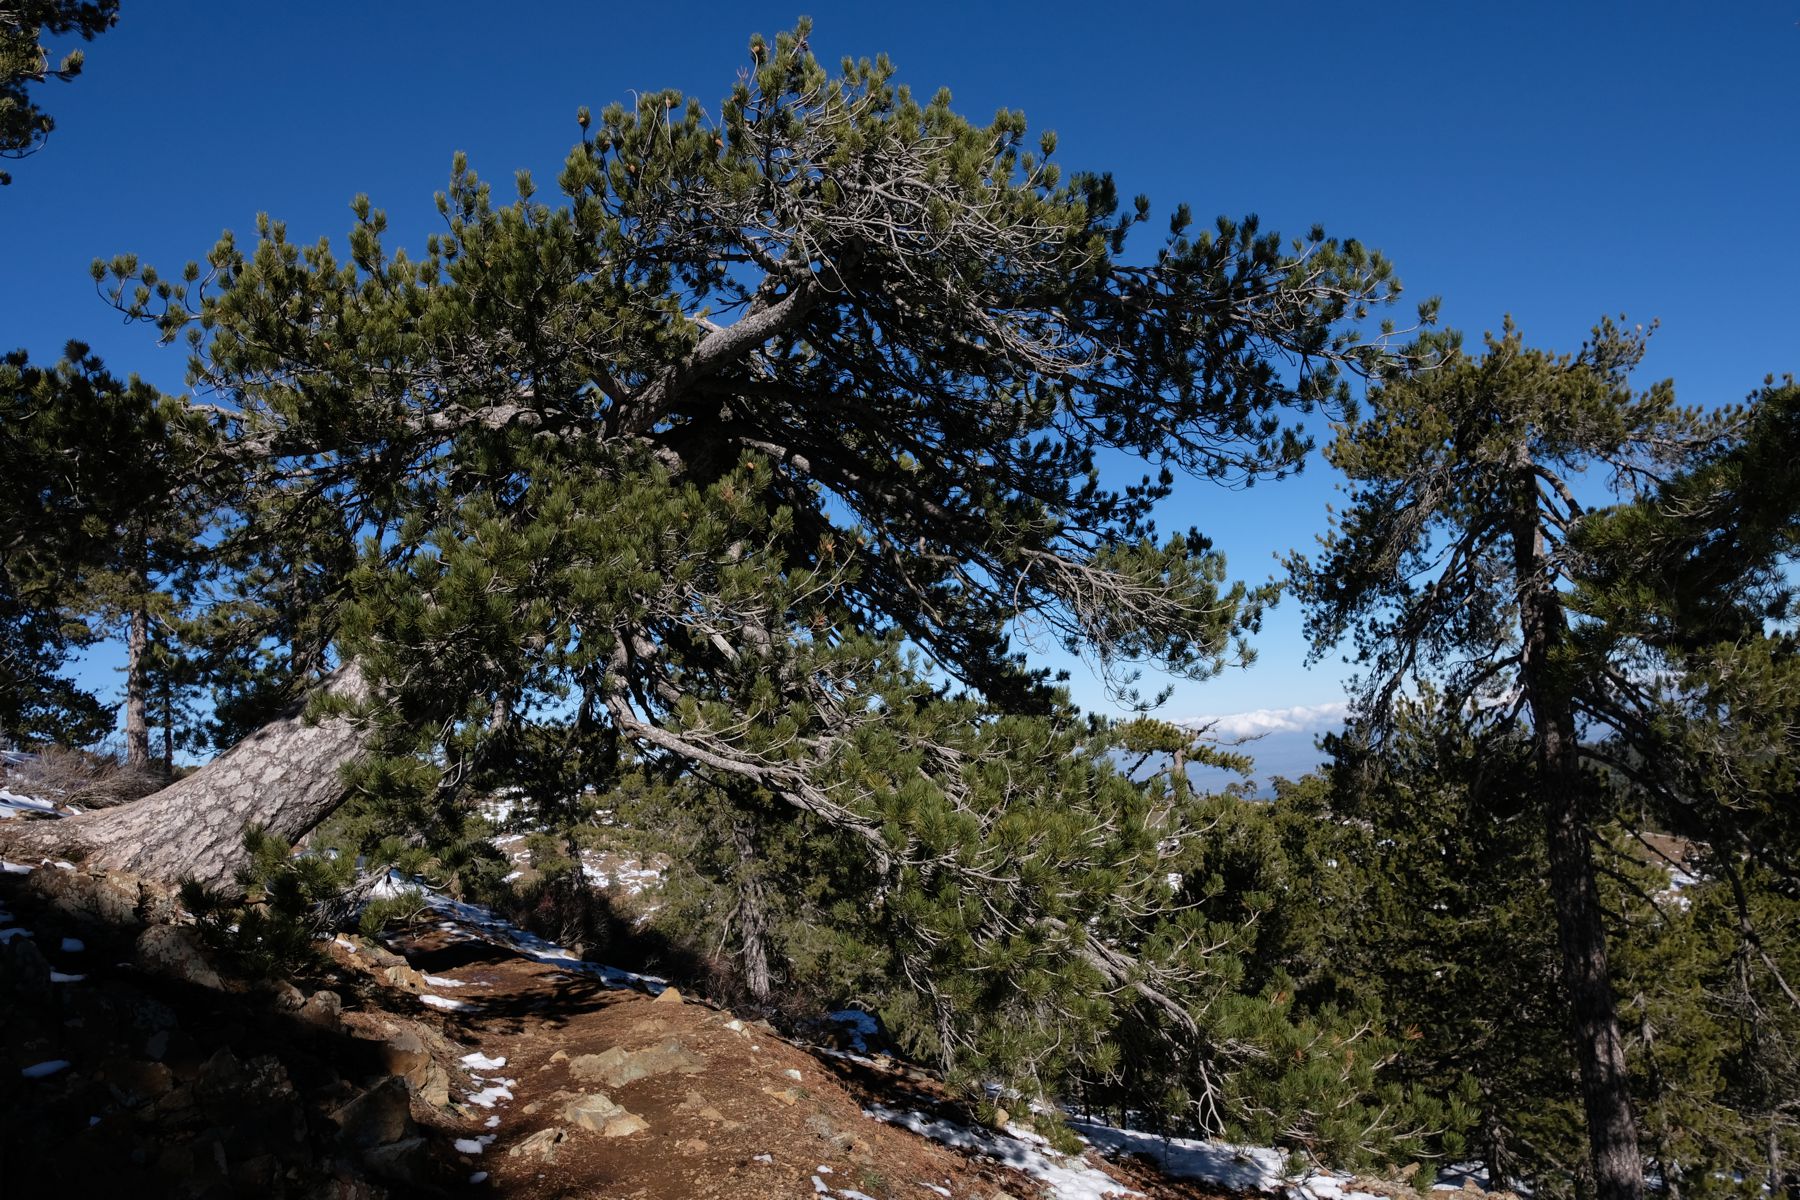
[1176,701,1349,740]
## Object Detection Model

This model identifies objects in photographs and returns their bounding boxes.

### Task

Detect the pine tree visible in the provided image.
[1289,319,1730,1199]
[1574,377,1800,1192]
[0,0,118,184]
[28,21,1423,884]
[2,24,1456,1150]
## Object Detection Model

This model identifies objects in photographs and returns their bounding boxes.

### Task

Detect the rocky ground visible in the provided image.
[0,862,1244,1199]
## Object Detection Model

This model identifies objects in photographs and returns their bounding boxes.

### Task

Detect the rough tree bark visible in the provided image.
[124,602,149,771]
[1513,472,1644,1200]
[0,664,370,889]
[732,818,773,1004]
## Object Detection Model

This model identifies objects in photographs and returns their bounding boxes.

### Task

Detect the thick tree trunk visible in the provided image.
[1,664,370,889]
[124,603,149,771]
[1513,484,1644,1200]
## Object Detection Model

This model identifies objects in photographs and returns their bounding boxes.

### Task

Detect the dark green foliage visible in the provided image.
[0,343,205,747]
[180,828,354,979]
[0,0,116,183]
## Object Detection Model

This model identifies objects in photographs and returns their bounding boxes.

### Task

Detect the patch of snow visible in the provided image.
[0,787,59,818]
[453,1134,496,1154]
[0,927,33,942]
[812,1176,830,1194]
[461,1051,507,1070]
[386,869,666,993]
[922,1185,951,1197]
[867,1105,1135,1200]
[421,994,469,1011]
[1,859,33,874]
[1069,1120,1284,1192]
[817,1164,832,1173]
[784,1068,804,1082]
[753,1152,773,1164]
[837,1190,879,1200]
[50,971,85,983]
[465,1084,514,1108]
[580,855,663,896]
[425,974,470,988]
[21,1059,71,1079]
[469,1171,489,1184]
[484,1115,500,1128]
[60,937,84,952]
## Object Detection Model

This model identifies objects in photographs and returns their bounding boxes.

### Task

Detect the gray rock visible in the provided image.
[567,1039,704,1088]
[360,1134,431,1185]
[299,989,343,1030]
[562,1091,649,1137]
[1,931,53,1004]
[133,924,223,990]
[330,1076,415,1149]
[27,867,142,929]
[341,1011,460,1107]
[507,1126,567,1162]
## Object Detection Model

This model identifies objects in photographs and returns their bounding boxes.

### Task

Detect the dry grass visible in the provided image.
[4,745,165,810]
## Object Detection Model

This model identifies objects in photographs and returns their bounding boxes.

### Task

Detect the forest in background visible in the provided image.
[4,7,1798,1198]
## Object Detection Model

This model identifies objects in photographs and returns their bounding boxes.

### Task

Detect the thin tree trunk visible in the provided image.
[159,661,174,780]
[0,663,370,889]
[1513,482,1644,1200]
[124,602,149,771]
[732,818,772,1003]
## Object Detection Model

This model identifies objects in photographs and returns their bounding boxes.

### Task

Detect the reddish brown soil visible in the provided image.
[377,926,1082,1199]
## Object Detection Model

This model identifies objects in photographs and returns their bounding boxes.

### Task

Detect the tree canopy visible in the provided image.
[0,0,117,184]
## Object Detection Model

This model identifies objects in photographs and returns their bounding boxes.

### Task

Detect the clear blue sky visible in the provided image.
[9,1,1797,735]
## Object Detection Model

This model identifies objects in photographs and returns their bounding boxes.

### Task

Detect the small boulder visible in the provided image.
[507,1126,566,1162]
[562,1091,649,1137]
[27,867,142,929]
[133,924,223,990]
[1,931,54,1004]
[100,1056,174,1107]
[341,1011,461,1107]
[299,988,343,1030]
[567,1039,703,1088]
[330,1076,416,1149]
[653,985,683,1005]
[360,1134,432,1185]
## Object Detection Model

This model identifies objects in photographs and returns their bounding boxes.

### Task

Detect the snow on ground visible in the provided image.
[1,860,32,874]
[0,787,59,819]
[579,856,662,895]
[872,1103,1453,1200]
[420,994,470,1012]
[866,1104,1138,1200]
[465,1081,514,1108]
[1067,1120,1285,1192]
[423,974,469,988]
[21,1059,70,1079]
[460,1052,507,1070]
[374,869,666,994]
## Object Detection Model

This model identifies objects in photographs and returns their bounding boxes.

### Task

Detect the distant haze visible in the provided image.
[1178,704,1347,795]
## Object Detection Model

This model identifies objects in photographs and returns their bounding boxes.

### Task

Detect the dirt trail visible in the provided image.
[378,926,1062,1200]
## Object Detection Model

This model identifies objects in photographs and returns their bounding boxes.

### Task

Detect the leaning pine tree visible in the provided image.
[4,24,1438,1150]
